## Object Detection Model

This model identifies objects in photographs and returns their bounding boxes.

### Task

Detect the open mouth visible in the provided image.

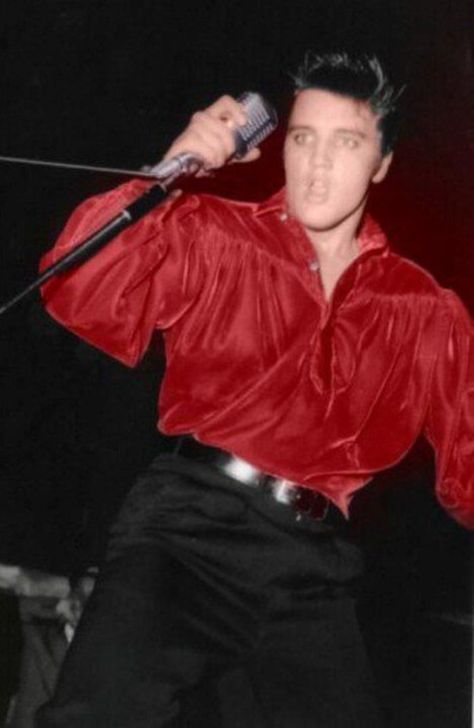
[306,179,329,200]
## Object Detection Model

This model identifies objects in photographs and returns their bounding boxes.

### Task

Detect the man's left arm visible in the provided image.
[424,291,474,529]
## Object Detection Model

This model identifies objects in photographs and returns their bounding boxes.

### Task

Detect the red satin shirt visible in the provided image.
[41,180,474,528]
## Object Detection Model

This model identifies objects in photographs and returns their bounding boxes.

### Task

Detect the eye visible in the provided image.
[345,137,359,149]
[291,130,313,146]
[335,135,360,150]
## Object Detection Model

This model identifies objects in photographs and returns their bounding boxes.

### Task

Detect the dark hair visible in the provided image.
[292,52,404,155]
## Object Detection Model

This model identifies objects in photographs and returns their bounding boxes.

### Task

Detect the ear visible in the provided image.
[372,151,393,184]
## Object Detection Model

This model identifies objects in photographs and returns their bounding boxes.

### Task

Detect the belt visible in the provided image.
[173,437,331,522]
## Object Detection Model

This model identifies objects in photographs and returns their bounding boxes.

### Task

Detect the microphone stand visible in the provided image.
[0,91,277,316]
[0,154,200,316]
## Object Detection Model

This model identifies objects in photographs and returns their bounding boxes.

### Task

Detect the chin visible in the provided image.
[289,198,333,229]
[297,210,343,232]
[294,199,364,234]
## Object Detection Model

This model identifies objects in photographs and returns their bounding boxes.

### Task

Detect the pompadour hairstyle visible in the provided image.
[292,52,405,155]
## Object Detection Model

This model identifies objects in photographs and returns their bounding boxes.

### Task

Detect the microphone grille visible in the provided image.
[234,92,278,158]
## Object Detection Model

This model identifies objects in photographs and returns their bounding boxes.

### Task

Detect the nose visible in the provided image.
[309,140,332,169]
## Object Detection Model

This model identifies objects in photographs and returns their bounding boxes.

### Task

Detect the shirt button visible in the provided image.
[279,212,288,222]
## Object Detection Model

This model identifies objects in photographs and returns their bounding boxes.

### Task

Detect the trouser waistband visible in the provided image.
[173,437,332,522]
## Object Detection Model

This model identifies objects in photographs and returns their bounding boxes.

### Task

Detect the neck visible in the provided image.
[304,208,365,301]
[305,207,364,265]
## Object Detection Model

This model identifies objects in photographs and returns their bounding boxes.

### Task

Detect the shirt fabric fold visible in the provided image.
[40,180,474,528]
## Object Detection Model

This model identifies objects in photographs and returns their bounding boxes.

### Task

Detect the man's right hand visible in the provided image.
[162,95,261,173]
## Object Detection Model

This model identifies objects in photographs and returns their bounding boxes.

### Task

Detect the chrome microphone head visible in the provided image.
[234,92,278,158]
[148,91,278,183]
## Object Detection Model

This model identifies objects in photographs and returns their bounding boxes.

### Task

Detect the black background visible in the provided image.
[0,1,472,725]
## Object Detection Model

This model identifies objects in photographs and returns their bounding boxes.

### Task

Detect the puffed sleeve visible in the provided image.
[424,291,474,529]
[40,180,205,367]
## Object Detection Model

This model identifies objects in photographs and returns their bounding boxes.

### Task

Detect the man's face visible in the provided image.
[284,88,392,234]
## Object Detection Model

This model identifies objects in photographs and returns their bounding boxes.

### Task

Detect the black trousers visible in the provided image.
[36,455,381,727]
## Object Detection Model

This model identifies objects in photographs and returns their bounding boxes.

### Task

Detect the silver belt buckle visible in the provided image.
[268,476,330,521]
[222,456,296,501]
[268,478,298,505]
[221,455,262,486]
[220,455,329,522]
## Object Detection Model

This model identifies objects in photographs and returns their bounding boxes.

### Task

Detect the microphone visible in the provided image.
[0,92,278,315]
[147,92,278,183]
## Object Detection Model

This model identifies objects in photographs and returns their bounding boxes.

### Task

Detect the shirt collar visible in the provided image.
[254,187,286,217]
[255,187,389,256]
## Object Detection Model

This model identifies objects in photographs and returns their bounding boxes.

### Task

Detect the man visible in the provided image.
[36,53,473,727]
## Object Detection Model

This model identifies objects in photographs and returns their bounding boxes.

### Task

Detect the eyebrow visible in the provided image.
[287,125,368,139]
[336,128,368,139]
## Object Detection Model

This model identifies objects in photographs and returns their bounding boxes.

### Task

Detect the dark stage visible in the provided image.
[0,1,472,726]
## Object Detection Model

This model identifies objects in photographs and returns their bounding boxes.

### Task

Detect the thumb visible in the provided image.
[231,148,261,165]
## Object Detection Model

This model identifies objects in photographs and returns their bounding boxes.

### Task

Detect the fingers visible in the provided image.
[230,147,261,165]
[163,95,253,171]
[206,95,247,128]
